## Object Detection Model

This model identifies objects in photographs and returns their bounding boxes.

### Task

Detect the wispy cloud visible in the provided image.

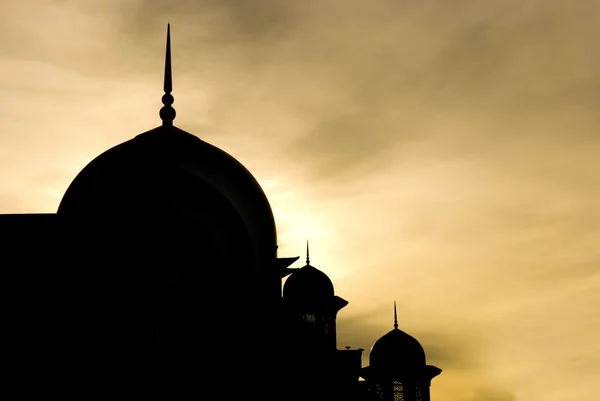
[1,1,598,400]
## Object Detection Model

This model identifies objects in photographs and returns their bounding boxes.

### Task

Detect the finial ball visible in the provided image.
[160,106,176,124]
[162,94,174,106]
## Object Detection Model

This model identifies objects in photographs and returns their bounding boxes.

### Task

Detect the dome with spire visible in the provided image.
[57,25,277,272]
[283,242,334,305]
[369,302,426,374]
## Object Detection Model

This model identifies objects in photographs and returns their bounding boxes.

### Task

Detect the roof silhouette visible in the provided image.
[283,242,335,303]
[369,302,426,371]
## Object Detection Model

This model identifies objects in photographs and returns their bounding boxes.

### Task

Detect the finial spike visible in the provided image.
[160,23,176,126]
[306,240,310,265]
[393,301,398,329]
[164,23,172,94]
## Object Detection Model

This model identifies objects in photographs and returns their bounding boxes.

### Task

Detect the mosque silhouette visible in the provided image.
[2,26,440,400]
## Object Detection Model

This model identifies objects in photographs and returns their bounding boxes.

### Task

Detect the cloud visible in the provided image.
[1,2,599,400]
[103,0,600,190]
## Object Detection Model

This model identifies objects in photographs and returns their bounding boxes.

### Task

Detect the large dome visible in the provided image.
[59,24,278,273]
[58,124,277,272]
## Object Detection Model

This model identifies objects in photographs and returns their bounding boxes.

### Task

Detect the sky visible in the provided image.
[1,1,599,400]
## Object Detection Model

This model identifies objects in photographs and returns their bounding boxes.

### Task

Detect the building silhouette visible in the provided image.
[1,26,440,400]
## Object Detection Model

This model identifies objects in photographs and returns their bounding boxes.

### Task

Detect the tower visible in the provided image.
[361,303,442,401]
[281,242,350,400]
[282,241,348,351]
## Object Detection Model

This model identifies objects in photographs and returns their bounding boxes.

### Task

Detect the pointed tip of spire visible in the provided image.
[393,301,398,329]
[160,23,176,126]
[306,240,310,265]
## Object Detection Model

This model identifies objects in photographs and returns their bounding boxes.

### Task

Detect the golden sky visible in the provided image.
[1,1,599,400]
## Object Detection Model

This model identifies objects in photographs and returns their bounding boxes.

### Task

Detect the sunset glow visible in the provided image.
[1,2,599,400]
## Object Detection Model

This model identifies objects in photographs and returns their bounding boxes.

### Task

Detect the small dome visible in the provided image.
[283,263,334,304]
[369,327,426,373]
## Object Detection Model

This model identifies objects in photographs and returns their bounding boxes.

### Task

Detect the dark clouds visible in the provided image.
[107,0,600,187]
[111,1,436,178]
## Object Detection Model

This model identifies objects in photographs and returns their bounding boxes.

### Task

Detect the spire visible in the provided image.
[160,23,176,126]
[393,301,398,329]
[306,240,310,265]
